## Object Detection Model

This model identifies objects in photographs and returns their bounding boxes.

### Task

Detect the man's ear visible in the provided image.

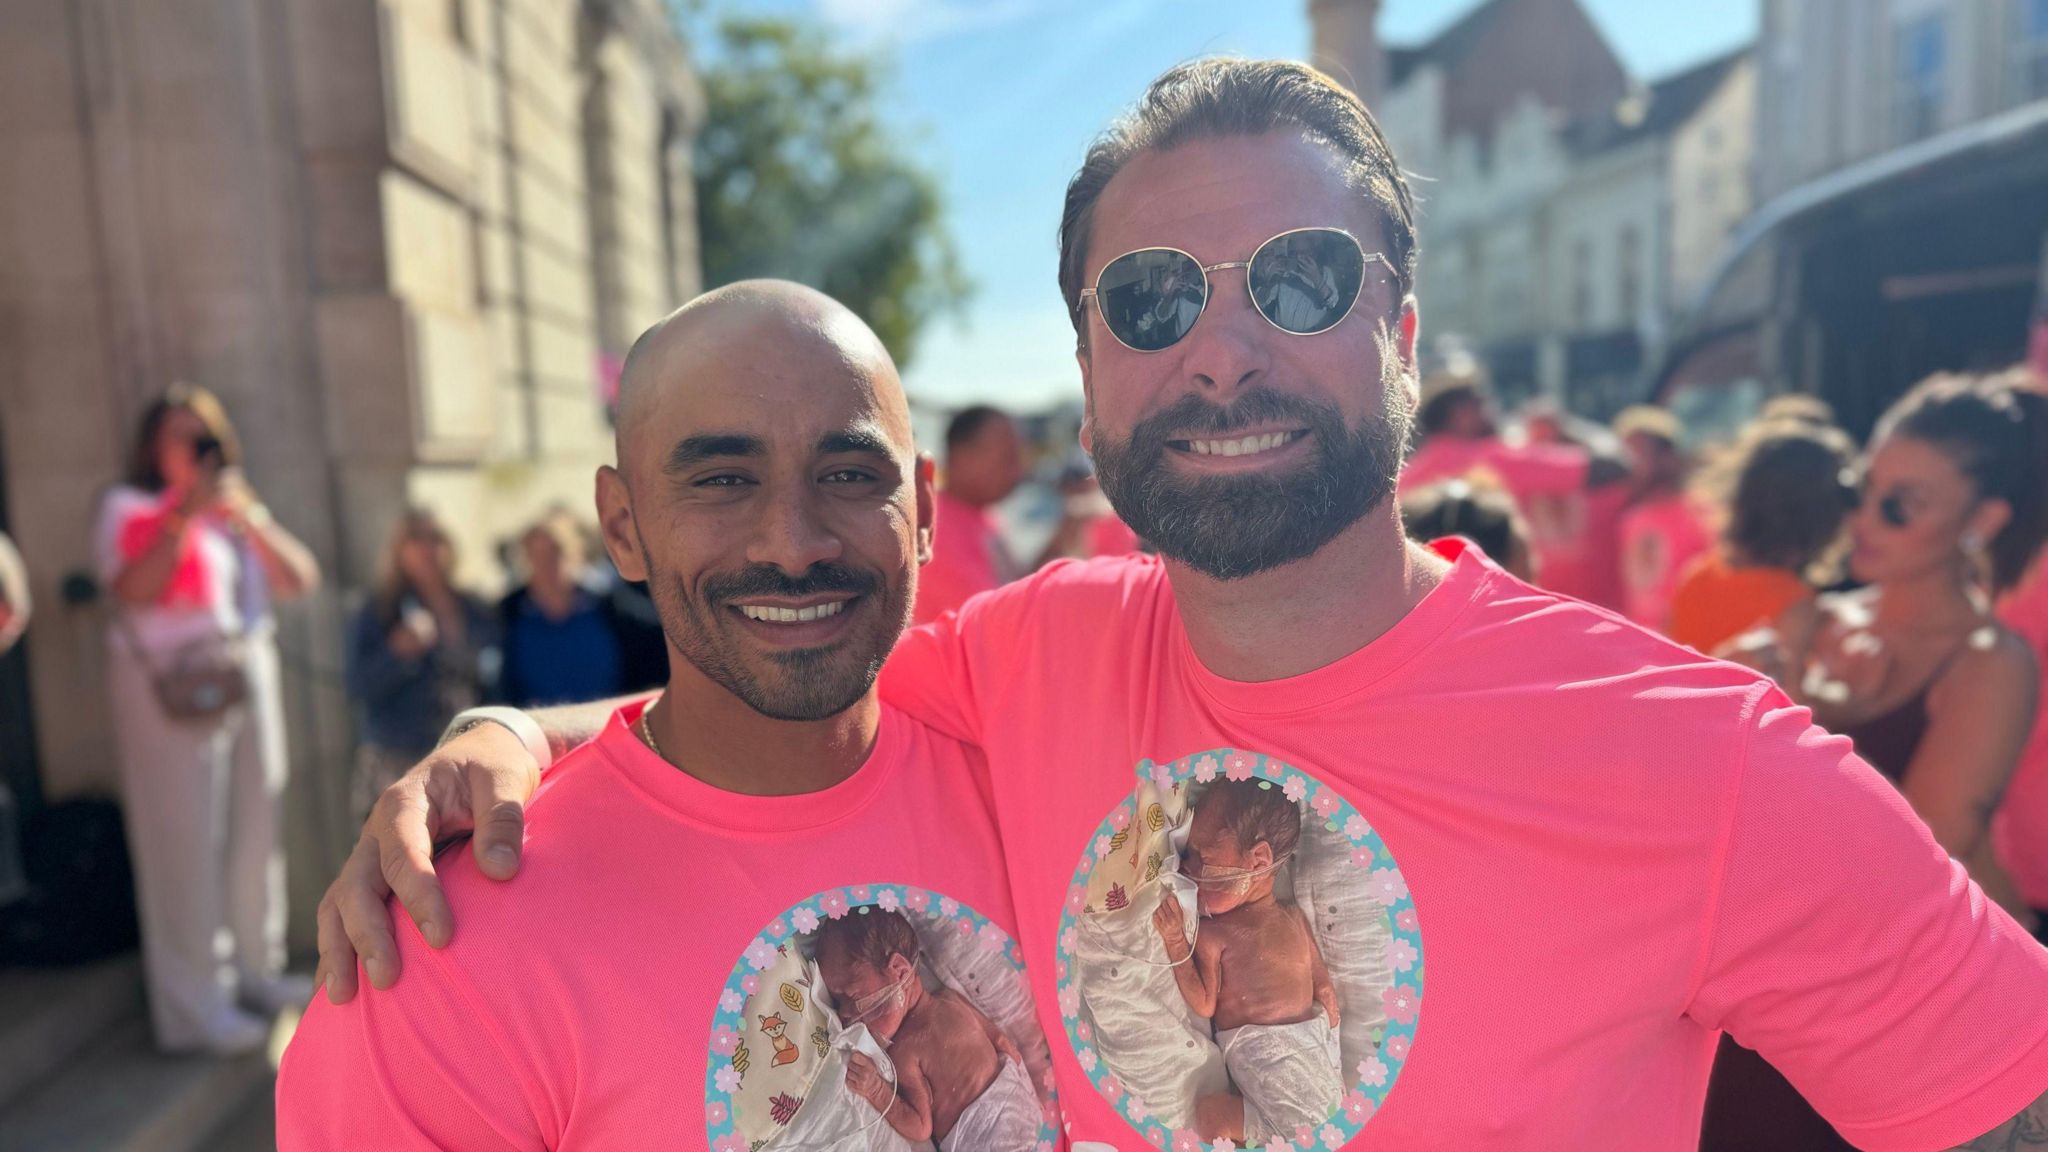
[1398,301,1420,367]
[1076,346,1095,456]
[913,452,936,566]
[595,465,648,583]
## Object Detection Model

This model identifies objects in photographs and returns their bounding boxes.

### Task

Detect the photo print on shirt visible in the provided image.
[1054,750,1425,1149]
[707,885,1061,1152]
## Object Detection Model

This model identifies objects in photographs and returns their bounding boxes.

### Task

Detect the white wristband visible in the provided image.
[441,706,555,771]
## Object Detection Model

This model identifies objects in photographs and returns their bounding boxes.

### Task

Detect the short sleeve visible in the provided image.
[1688,687,2048,1150]
[276,913,549,1152]
[879,608,986,747]
[94,488,141,586]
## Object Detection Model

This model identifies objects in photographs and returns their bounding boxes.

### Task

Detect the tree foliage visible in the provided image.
[683,12,969,369]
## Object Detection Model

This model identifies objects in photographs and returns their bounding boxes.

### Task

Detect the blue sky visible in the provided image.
[741,0,1759,411]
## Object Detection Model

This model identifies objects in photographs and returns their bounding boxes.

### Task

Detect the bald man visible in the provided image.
[277,283,1054,1152]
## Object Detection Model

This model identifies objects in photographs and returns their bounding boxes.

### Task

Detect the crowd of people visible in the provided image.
[1398,368,2048,937]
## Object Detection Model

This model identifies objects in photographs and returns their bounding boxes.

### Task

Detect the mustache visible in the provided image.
[703,562,878,605]
[1135,387,1338,444]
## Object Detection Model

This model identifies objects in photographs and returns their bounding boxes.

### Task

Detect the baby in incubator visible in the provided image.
[1152,779,1344,1143]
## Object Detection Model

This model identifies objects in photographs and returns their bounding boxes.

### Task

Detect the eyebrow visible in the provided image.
[819,428,894,457]
[664,434,763,472]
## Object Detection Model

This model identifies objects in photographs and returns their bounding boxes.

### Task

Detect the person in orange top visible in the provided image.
[1669,419,1857,655]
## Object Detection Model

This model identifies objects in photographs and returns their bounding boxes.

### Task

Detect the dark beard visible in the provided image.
[1092,385,1408,581]
[638,547,900,721]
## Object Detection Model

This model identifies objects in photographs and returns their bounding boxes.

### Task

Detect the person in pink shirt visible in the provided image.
[319,61,2048,1150]
[1997,558,2048,928]
[915,405,1027,625]
[277,283,1059,1151]
[1615,405,1713,631]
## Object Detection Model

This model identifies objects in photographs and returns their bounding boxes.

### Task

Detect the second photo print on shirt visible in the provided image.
[706,885,1061,1152]
[1054,749,1426,1149]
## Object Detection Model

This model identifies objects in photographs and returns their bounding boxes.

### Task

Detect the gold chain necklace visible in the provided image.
[638,697,666,762]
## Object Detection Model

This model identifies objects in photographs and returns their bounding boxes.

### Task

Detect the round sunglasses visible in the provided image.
[1078,227,1398,353]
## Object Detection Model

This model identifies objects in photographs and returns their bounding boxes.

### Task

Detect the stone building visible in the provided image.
[1309,0,1754,422]
[0,0,703,949]
[1667,0,2048,436]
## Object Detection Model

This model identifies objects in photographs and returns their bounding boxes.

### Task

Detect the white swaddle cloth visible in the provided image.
[1215,1013,1344,1144]
[771,1003,930,1152]
[939,1055,1041,1152]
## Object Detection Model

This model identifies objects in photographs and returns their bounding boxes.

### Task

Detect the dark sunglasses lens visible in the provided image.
[1248,230,1370,334]
[1096,249,1207,351]
[1879,493,1909,527]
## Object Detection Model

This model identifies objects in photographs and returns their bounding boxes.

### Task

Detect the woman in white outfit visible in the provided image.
[97,384,321,1054]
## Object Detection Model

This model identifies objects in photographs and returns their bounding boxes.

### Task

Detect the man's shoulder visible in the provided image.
[965,553,1168,628]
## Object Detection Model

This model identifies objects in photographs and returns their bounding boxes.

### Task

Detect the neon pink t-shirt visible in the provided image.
[915,490,1016,626]
[1619,492,1713,630]
[1399,436,1589,502]
[277,702,1063,1152]
[1994,566,2048,908]
[880,542,2048,1150]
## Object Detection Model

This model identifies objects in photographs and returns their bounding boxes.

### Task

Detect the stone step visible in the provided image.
[0,954,146,1112]
[0,1013,281,1152]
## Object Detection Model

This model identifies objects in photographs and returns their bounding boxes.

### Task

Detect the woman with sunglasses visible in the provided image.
[1705,369,2048,1151]
[346,506,500,822]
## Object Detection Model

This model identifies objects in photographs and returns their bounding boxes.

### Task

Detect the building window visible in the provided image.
[2018,0,2048,102]
[1895,13,1947,143]
[1618,228,1640,326]
[1573,240,1593,329]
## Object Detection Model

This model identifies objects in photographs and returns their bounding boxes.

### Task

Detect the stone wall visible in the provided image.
[0,0,702,951]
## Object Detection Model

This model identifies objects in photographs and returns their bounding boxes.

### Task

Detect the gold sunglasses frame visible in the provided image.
[1077,226,1398,353]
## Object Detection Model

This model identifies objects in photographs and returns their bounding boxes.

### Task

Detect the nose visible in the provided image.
[745,486,844,575]
[1178,267,1271,404]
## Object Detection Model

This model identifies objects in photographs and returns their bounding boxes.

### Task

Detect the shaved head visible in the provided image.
[594,279,935,724]
[614,280,910,477]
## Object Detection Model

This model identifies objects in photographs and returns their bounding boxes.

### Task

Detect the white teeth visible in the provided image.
[739,601,846,623]
[1188,432,1294,457]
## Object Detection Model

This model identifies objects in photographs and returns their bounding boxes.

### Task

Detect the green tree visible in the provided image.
[682,11,969,369]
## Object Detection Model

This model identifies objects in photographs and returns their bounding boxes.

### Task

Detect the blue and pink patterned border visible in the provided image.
[1052,750,1425,1152]
[704,884,1060,1152]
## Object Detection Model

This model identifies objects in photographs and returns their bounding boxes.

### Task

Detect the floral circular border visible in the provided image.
[1052,749,1425,1151]
[703,883,1062,1152]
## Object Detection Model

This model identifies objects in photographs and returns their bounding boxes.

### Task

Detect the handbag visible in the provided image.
[118,614,250,721]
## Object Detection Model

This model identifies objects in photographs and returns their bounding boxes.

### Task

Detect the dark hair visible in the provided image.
[812,907,921,972]
[1716,424,1857,574]
[1416,375,1487,438]
[1057,58,1418,347]
[1199,778,1302,863]
[1400,479,1526,570]
[945,405,1010,457]
[125,383,242,492]
[1876,368,2048,593]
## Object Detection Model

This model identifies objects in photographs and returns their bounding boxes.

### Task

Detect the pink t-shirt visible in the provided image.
[915,490,1016,626]
[1619,492,1713,631]
[1399,436,1589,502]
[277,701,1063,1152]
[880,542,2048,1150]
[1995,565,2048,908]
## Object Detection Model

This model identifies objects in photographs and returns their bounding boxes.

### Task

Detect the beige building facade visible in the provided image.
[0,0,702,945]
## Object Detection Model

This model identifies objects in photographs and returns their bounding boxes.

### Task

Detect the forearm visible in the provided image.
[526,692,656,760]
[111,524,189,606]
[1167,950,1218,1018]
[243,516,321,600]
[1946,1088,2047,1148]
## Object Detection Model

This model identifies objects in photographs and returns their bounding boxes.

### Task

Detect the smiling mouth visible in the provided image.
[734,599,851,624]
[1167,430,1308,458]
